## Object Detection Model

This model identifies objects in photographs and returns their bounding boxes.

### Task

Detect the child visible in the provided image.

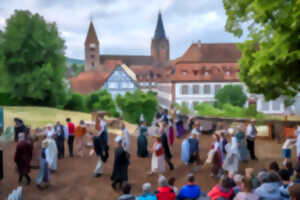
[168,177,178,195]
[285,161,294,178]
[282,136,296,165]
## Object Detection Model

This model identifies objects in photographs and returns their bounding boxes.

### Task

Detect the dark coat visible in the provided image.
[14,124,28,142]
[161,132,172,159]
[111,146,129,182]
[14,140,33,175]
[93,133,109,162]
[54,125,65,141]
[137,126,148,157]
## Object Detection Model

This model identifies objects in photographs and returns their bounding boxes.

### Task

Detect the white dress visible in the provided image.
[223,137,240,174]
[122,128,131,153]
[46,138,58,170]
[151,143,165,173]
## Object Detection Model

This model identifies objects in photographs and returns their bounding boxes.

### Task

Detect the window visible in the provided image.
[262,100,269,111]
[182,71,187,76]
[192,85,200,94]
[204,85,211,94]
[204,71,209,76]
[181,85,188,95]
[272,99,281,111]
[108,82,118,89]
[214,84,221,94]
[226,71,230,76]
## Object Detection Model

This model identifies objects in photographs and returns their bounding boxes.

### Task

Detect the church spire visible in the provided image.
[85,21,99,44]
[153,11,167,40]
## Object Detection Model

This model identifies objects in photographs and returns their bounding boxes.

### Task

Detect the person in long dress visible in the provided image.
[36,140,50,189]
[137,121,148,158]
[46,135,58,171]
[14,133,33,185]
[111,136,130,190]
[74,120,87,157]
[54,121,65,159]
[175,111,185,137]
[161,121,174,170]
[223,128,240,175]
[235,125,250,162]
[168,119,175,146]
[151,135,165,175]
[211,133,222,178]
[45,124,55,139]
[188,132,201,172]
[181,136,190,166]
[121,123,131,153]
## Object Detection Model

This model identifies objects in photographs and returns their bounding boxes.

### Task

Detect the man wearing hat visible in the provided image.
[111,135,130,190]
[246,119,258,160]
[14,118,27,142]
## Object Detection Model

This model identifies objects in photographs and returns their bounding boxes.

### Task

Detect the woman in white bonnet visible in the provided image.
[223,128,240,174]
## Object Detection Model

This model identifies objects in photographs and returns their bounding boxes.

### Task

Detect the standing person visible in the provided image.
[211,134,222,178]
[45,124,55,139]
[121,123,131,153]
[246,119,258,160]
[236,125,250,162]
[150,135,165,175]
[14,133,33,185]
[31,134,42,168]
[223,129,240,175]
[93,117,109,177]
[111,136,130,190]
[14,118,27,142]
[137,121,148,158]
[54,121,65,159]
[160,121,174,171]
[36,140,50,189]
[66,118,75,157]
[175,111,185,138]
[188,132,201,172]
[46,135,58,171]
[96,114,108,144]
[168,120,175,146]
[181,136,190,166]
[219,131,228,162]
[282,136,296,165]
[74,120,87,157]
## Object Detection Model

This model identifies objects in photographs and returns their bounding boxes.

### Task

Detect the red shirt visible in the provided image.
[156,186,176,200]
[67,122,75,136]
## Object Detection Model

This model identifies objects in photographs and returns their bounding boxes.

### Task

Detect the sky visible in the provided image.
[0,0,246,60]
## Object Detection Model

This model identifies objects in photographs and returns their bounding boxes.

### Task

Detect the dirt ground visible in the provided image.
[0,133,293,200]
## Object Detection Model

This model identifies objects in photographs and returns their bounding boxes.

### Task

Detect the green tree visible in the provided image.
[64,93,86,111]
[215,85,247,108]
[223,0,300,100]
[2,10,67,106]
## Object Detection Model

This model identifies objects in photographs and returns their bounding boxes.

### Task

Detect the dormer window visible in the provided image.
[204,71,209,76]
[182,71,187,76]
[193,70,198,76]
[226,71,230,76]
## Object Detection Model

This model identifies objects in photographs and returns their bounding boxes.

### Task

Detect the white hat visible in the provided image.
[114,135,122,143]
[47,124,53,127]
[228,128,235,135]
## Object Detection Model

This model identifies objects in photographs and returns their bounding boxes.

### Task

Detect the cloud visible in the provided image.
[0,0,244,59]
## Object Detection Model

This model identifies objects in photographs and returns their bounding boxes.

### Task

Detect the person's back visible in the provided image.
[177,174,201,200]
[255,171,282,200]
[118,183,136,200]
[138,193,157,200]
[156,186,175,200]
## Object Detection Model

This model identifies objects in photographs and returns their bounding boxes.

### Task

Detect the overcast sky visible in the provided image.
[0,0,246,60]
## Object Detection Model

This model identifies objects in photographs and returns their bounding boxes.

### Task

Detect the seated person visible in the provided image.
[177,173,201,200]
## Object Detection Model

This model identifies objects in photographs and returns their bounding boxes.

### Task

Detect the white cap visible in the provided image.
[47,124,52,127]
[114,135,122,143]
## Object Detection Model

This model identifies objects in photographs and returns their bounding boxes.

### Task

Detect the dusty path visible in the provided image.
[0,134,288,200]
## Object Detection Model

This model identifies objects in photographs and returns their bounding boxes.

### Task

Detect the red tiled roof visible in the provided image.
[176,43,241,63]
[71,60,122,94]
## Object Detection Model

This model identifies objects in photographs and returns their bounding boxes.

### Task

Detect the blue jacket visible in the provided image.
[137,193,157,200]
[255,182,282,200]
[177,184,201,200]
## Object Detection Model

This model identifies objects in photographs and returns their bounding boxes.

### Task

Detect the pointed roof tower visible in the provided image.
[153,11,167,40]
[85,21,99,44]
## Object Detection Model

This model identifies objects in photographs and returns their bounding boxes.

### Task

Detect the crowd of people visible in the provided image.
[7,106,300,199]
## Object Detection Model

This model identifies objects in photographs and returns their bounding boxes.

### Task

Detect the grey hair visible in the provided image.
[142,183,152,193]
[158,175,168,187]
[18,133,25,141]
[233,174,244,184]
[257,171,269,183]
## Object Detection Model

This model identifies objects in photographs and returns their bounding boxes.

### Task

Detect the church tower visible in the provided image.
[85,21,100,71]
[151,12,169,66]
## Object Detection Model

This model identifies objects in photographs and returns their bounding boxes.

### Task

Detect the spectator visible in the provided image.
[285,161,294,178]
[117,183,136,200]
[255,171,282,200]
[288,183,300,200]
[233,174,244,195]
[168,177,178,195]
[292,162,300,183]
[66,118,75,157]
[269,161,280,173]
[245,168,259,189]
[233,177,259,200]
[155,176,175,200]
[279,169,292,200]
[138,183,157,200]
[256,169,268,185]
[207,175,233,200]
[177,173,201,200]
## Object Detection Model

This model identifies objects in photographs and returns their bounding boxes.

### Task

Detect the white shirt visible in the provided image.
[122,128,131,152]
[191,128,201,139]
[98,120,107,136]
[282,139,296,149]
[246,124,256,138]
[46,128,55,139]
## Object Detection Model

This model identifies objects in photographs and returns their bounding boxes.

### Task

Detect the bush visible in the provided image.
[116,90,157,125]
[215,85,247,108]
[86,90,119,117]
[0,92,20,106]
[175,102,191,116]
[195,102,221,116]
[64,93,86,111]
